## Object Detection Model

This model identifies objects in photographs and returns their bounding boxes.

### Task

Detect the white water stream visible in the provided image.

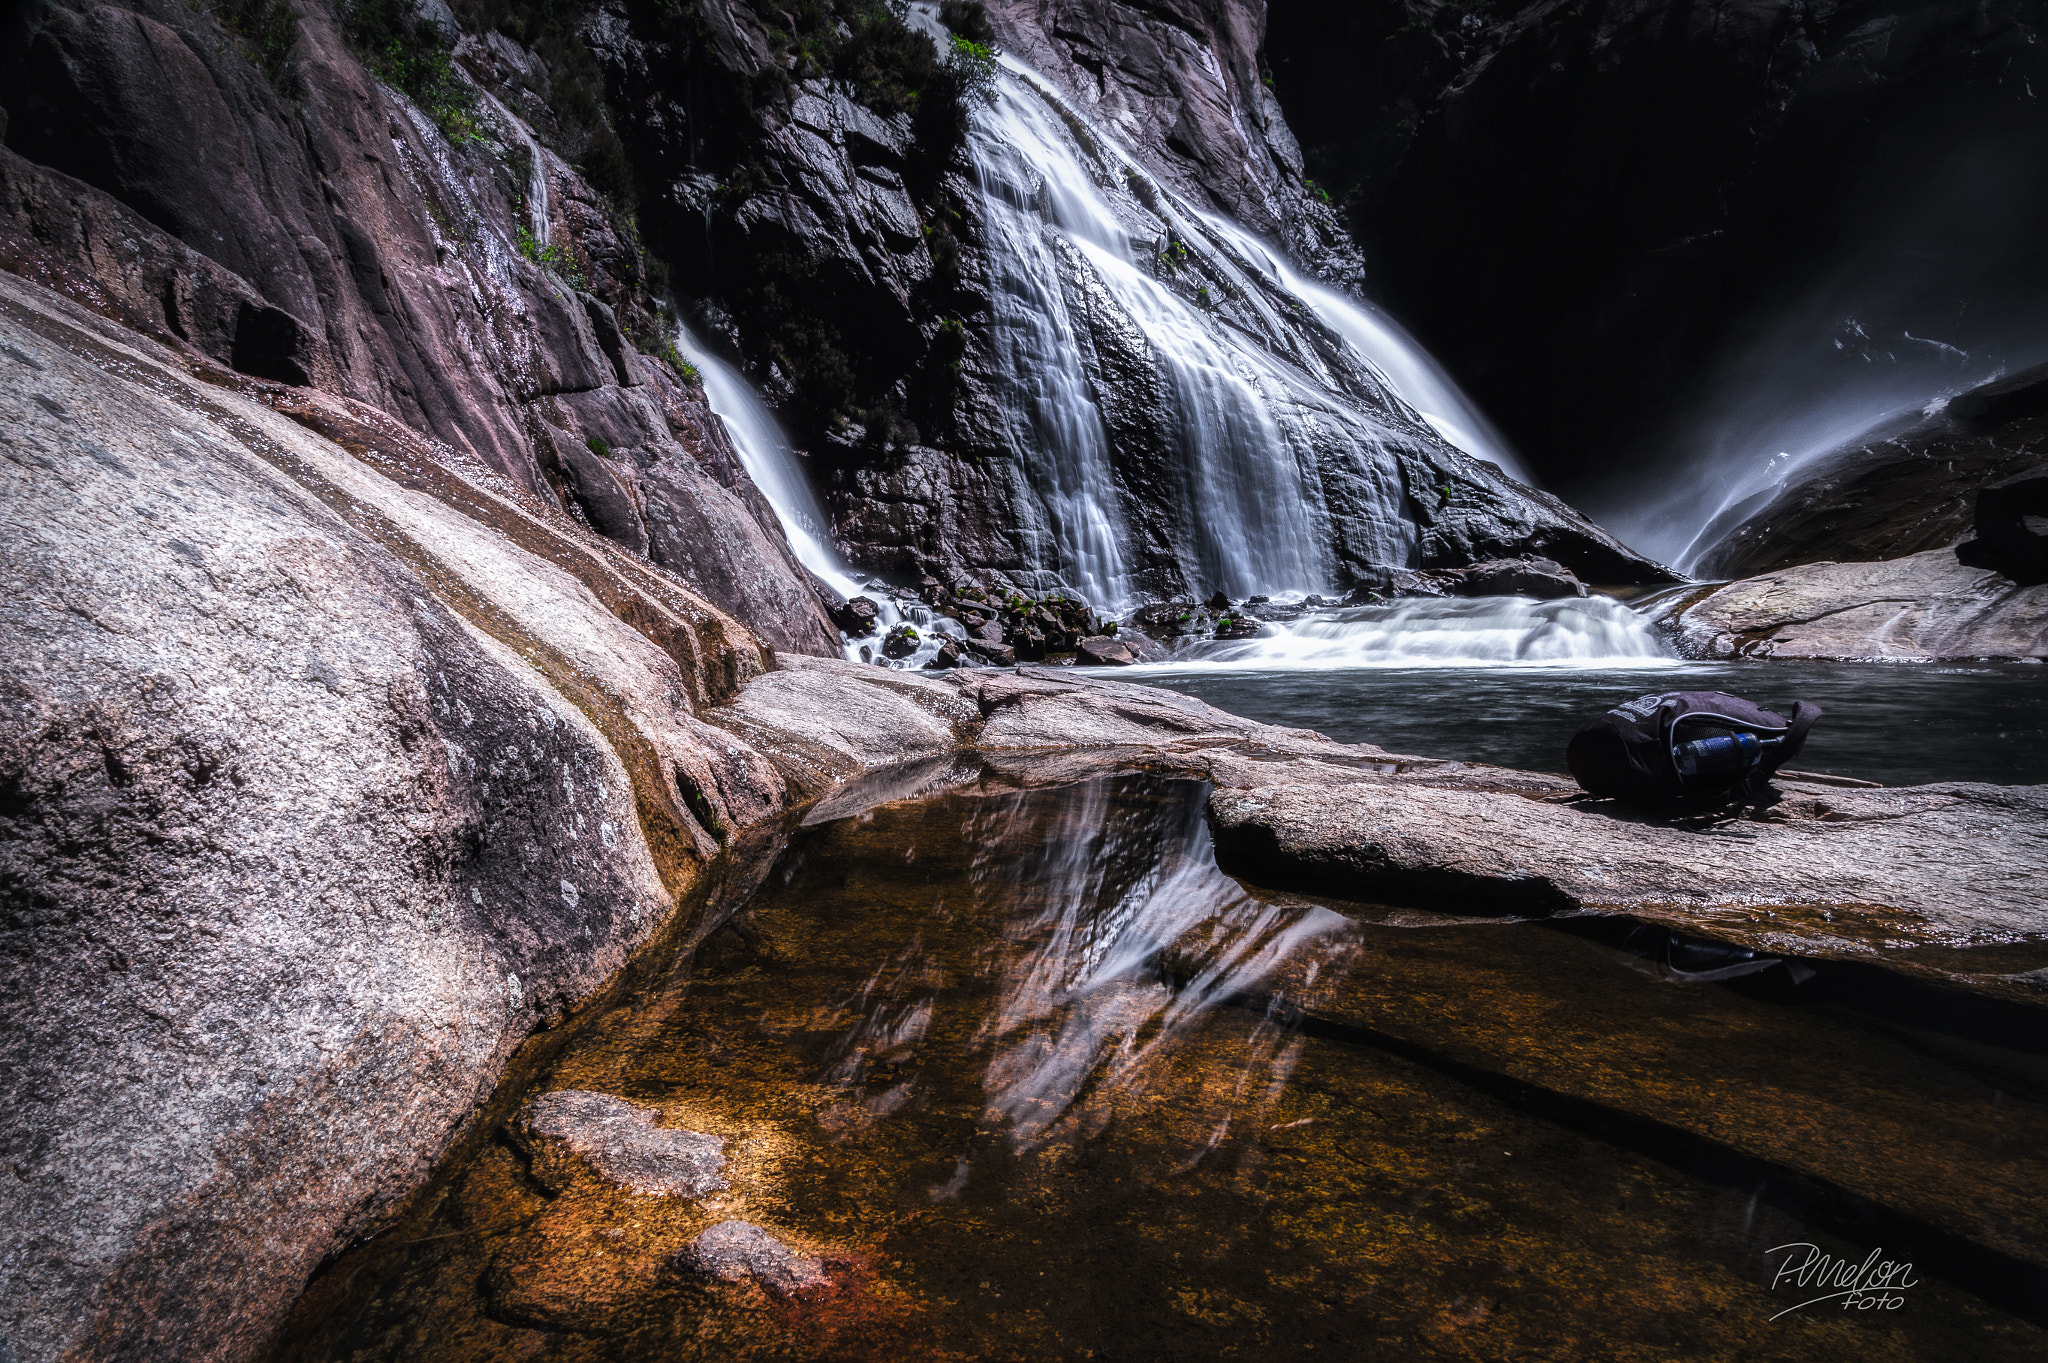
[1141,595,1674,670]
[669,327,964,665]
[674,31,1658,667]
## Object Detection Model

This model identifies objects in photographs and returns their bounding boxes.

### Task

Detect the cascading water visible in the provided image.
[1195,214,1534,487]
[1139,595,1675,670]
[670,327,963,665]
[967,55,1493,609]
[671,29,1638,666]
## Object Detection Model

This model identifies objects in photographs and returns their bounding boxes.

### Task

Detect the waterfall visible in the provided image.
[669,326,850,594]
[970,56,1451,610]
[672,33,1560,659]
[1195,214,1534,486]
[671,327,968,665]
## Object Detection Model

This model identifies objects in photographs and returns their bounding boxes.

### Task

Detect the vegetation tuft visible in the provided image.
[205,0,299,91]
[345,0,482,142]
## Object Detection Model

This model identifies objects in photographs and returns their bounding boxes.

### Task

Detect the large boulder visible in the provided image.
[0,272,796,1363]
[1665,550,2048,660]
[695,660,2048,965]
[0,0,840,655]
[1956,472,2048,587]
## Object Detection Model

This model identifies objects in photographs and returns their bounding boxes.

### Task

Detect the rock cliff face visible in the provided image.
[577,0,1672,596]
[0,0,840,654]
[987,0,1363,286]
[0,270,812,1362]
[1696,362,2048,580]
[1267,0,2048,500]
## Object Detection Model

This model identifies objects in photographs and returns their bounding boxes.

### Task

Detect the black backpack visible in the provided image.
[1566,690,1821,810]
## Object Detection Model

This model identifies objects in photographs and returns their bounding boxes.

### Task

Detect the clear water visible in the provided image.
[1125,659,2048,786]
[285,767,2048,1361]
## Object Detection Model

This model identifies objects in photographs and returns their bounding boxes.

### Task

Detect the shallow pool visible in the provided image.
[1124,660,2048,786]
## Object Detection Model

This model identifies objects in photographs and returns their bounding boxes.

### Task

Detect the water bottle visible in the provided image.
[1673,731,1779,778]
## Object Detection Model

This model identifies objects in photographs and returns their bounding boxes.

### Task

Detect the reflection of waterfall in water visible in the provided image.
[962,777,1351,1154]
[806,773,1355,1169]
[1197,214,1533,486]
[1137,596,1675,670]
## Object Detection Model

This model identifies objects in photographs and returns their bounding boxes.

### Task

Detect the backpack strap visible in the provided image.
[1777,700,1822,765]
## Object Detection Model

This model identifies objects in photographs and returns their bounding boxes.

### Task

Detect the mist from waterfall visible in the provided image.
[1590,125,2048,576]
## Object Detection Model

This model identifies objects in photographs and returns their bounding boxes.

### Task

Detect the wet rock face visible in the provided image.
[987,0,1363,287]
[0,273,796,1363]
[0,0,839,656]
[512,1092,728,1198]
[1665,551,2048,661]
[1391,556,1589,600]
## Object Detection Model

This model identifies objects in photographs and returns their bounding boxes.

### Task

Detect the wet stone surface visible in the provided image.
[676,1221,830,1297]
[286,767,2048,1361]
[509,1092,727,1199]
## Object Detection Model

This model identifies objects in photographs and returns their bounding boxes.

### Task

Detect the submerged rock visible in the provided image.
[676,1220,830,1296]
[510,1091,726,1198]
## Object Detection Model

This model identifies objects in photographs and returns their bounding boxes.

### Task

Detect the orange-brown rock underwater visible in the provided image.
[271,764,2048,1362]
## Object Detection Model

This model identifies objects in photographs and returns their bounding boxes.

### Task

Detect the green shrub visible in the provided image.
[345,0,481,142]
[947,34,998,107]
[211,0,298,91]
[514,224,587,290]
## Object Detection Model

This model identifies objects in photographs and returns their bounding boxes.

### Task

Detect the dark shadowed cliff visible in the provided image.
[1266,0,2048,507]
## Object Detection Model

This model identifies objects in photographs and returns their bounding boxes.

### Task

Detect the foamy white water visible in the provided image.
[1129,596,1677,670]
